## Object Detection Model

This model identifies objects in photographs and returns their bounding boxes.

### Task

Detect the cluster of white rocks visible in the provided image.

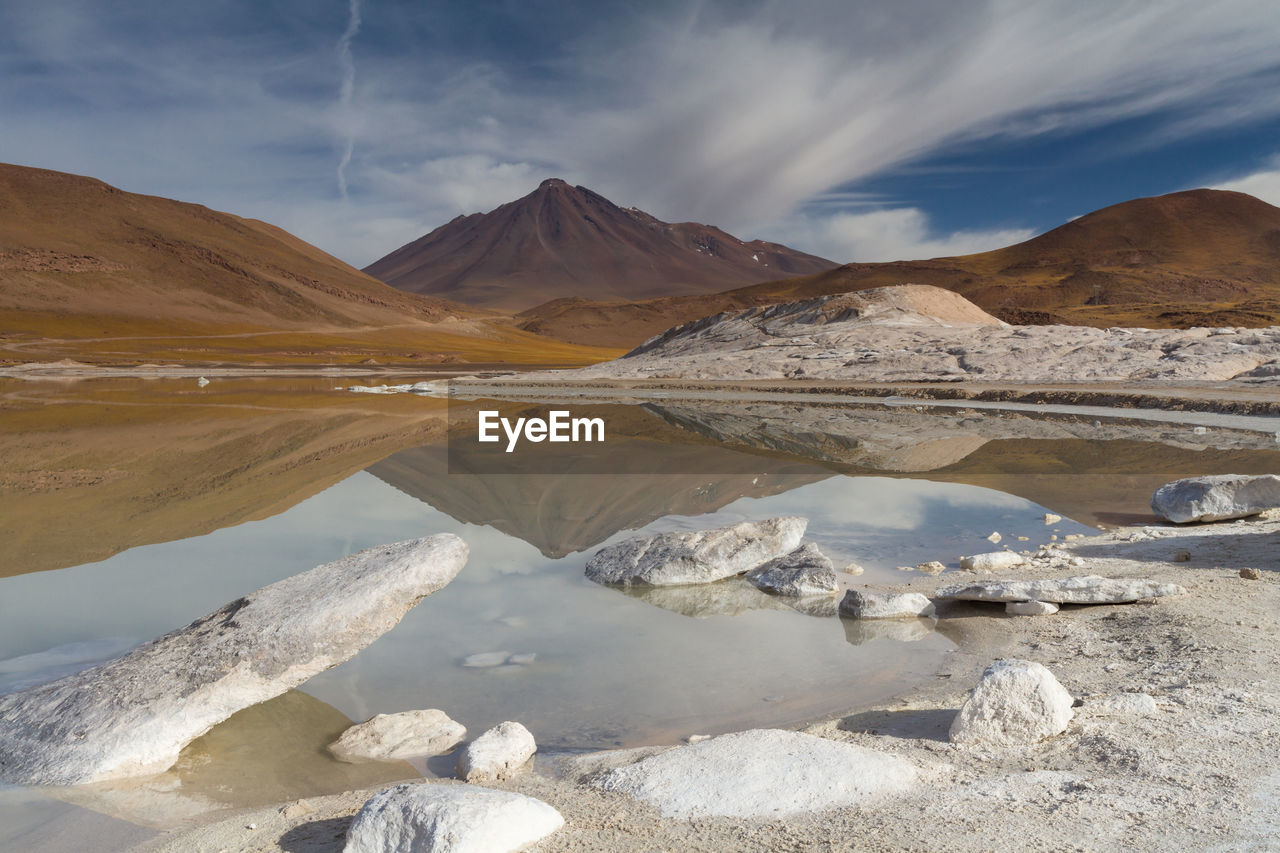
[585,517,841,603]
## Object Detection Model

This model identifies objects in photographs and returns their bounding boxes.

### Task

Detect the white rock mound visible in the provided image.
[1151,474,1280,523]
[839,590,934,619]
[558,285,1280,383]
[343,783,564,853]
[585,517,807,587]
[329,710,467,763]
[745,543,839,596]
[0,535,468,786]
[456,721,537,784]
[935,575,1186,604]
[949,659,1074,747]
[594,729,916,818]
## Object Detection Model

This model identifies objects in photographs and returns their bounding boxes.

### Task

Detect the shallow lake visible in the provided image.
[1,377,1277,851]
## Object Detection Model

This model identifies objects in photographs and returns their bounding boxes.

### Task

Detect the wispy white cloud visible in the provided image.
[775,207,1036,263]
[335,0,363,200]
[1212,154,1280,208]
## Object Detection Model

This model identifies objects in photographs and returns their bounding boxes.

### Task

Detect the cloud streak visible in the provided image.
[335,0,363,200]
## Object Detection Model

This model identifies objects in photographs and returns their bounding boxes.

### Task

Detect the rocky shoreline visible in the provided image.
[126,503,1280,852]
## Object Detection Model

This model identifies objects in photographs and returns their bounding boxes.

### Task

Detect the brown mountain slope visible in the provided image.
[517,189,1280,348]
[363,178,837,311]
[0,163,616,365]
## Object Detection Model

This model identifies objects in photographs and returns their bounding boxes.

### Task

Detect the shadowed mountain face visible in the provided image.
[516,189,1280,347]
[363,178,837,311]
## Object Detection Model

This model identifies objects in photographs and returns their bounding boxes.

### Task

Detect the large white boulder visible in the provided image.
[594,729,915,818]
[456,721,536,783]
[0,535,468,786]
[585,517,807,586]
[934,575,1186,604]
[949,659,1074,746]
[839,589,933,619]
[1151,474,1280,523]
[343,783,564,853]
[330,710,467,763]
[745,543,839,596]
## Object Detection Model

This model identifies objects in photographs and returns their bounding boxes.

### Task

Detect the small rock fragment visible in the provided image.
[1005,600,1059,616]
[839,589,933,619]
[457,721,537,783]
[986,531,1002,543]
[1043,513,1062,525]
[1173,550,1192,562]
[843,562,865,576]
[915,561,947,575]
[1240,568,1262,580]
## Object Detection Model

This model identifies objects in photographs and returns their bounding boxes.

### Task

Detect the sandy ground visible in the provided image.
[132,513,1280,853]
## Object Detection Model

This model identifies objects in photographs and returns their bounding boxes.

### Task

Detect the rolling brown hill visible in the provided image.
[0,164,617,365]
[363,178,837,311]
[516,189,1280,348]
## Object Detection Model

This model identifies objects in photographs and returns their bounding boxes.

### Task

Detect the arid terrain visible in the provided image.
[0,164,617,367]
[515,189,1280,347]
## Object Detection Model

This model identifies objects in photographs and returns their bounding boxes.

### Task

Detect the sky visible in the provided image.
[2,0,1279,268]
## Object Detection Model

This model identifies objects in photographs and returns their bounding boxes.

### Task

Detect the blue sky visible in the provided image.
[2,0,1279,266]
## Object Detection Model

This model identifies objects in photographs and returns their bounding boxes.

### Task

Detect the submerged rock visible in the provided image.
[839,589,933,619]
[745,543,839,597]
[949,659,1074,747]
[594,729,915,818]
[0,535,468,786]
[329,710,467,763]
[456,721,536,784]
[935,575,1186,604]
[1151,474,1280,523]
[585,517,807,587]
[343,783,563,853]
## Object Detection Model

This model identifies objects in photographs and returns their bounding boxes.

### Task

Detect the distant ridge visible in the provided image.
[0,163,616,366]
[515,189,1280,347]
[363,178,837,311]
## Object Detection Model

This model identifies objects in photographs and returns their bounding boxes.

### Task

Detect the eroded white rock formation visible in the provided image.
[949,659,1074,747]
[839,590,934,619]
[1151,474,1280,523]
[0,535,468,786]
[456,721,536,784]
[343,783,563,853]
[594,729,916,818]
[745,543,839,597]
[585,517,807,587]
[329,709,467,763]
[935,575,1186,604]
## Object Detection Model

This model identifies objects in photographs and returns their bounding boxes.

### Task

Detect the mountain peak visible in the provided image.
[363,183,837,311]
